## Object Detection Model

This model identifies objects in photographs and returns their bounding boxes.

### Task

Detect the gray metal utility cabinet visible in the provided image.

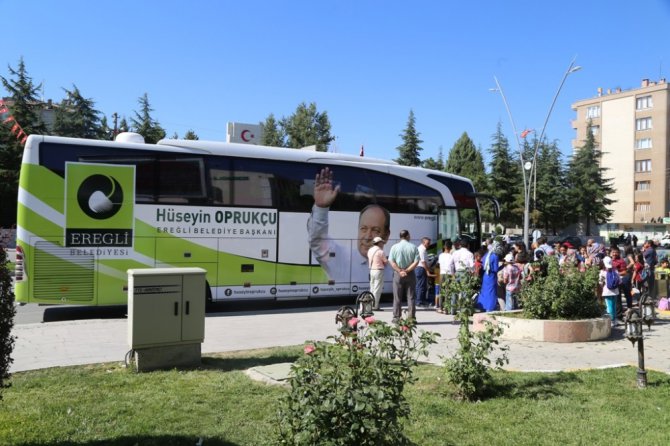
[127,267,206,372]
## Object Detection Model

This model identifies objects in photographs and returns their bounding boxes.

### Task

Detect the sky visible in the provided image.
[3,0,670,166]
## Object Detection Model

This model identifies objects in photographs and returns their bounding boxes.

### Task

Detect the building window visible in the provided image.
[635,181,651,191]
[635,202,651,212]
[586,105,601,119]
[590,125,600,136]
[636,95,653,110]
[635,159,651,172]
[635,138,652,149]
[636,117,652,131]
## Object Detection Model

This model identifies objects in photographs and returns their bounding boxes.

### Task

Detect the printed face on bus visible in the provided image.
[357,205,390,259]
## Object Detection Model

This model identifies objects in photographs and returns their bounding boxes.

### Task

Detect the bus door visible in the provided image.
[437,208,460,243]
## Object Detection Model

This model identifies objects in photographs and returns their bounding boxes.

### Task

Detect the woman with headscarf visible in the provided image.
[476,241,503,312]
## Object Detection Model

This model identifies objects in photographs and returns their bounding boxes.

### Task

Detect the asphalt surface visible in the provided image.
[10,302,670,374]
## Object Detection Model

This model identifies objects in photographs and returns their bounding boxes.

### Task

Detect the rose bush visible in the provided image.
[276,316,438,445]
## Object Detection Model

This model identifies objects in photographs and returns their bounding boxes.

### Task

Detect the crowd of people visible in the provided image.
[431,234,663,324]
[369,232,665,325]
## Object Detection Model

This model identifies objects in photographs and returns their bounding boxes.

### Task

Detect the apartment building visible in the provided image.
[571,78,670,226]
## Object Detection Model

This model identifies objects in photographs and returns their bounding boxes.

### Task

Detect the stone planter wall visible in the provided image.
[472,311,611,343]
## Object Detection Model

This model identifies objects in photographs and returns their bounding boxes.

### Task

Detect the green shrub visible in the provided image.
[521,257,601,320]
[0,248,16,400]
[276,317,438,445]
[442,272,508,401]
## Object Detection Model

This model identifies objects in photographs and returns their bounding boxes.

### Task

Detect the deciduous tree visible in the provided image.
[0,246,16,400]
[282,102,334,151]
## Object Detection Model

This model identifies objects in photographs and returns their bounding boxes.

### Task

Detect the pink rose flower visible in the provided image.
[364,316,375,324]
[348,317,360,328]
[304,344,316,354]
[401,325,409,332]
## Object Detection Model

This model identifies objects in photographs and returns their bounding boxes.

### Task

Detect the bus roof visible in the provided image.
[157,138,473,185]
[158,138,397,166]
[25,133,474,188]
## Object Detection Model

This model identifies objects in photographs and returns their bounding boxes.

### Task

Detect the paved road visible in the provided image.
[10,302,670,374]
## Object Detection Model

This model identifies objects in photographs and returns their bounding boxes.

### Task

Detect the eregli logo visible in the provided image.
[65,163,135,249]
[77,174,124,219]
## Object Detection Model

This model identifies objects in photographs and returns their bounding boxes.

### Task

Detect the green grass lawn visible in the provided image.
[1,347,669,446]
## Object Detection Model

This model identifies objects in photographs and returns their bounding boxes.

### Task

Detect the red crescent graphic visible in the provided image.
[241,129,252,142]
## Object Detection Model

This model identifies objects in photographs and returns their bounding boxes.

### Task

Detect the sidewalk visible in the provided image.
[10,305,670,374]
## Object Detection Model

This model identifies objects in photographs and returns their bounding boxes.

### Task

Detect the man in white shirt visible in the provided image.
[451,238,474,273]
[448,238,474,315]
[438,240,455,280]
[437,240,455,313]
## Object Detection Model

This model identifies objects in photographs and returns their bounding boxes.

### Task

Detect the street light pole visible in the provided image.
[491,58,581,249]
[531,58,582,205]
[490,78,532,250]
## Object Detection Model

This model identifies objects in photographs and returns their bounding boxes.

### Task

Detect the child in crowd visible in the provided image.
[599,256,619,323]
[502,252,522,310]
[473,249,484,278]
[656,257,670,274]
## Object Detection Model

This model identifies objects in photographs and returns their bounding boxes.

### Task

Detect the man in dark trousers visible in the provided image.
[388,230,419,323]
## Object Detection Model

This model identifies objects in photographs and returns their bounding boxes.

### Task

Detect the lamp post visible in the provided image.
[623,308,647,388]
[356,291,375,319]
[639,292,656,330]
[335,306,357,335]
[491,59,581,249]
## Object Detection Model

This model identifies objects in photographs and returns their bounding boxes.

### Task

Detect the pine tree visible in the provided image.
[51,85,103,139]
[533,139,568,234]
[488,123,522,228]
[282,102,334,151]
[130,93,166,144]
[566,123,615,234]
[261,113,285,147]
[184,130,199,140]
[421,145,445,170]
[99,115,113,140]
[395,109,422,166]
[0,58,47,226]
[445,132,487,194]
[118,117,129,133]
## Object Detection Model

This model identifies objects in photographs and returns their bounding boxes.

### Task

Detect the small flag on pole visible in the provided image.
[359,145,364,157]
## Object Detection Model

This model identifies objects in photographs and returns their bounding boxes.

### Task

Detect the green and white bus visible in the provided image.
[15,132,490,306]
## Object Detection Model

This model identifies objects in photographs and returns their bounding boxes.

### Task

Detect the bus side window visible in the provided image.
[397,178,443,213]
[327,166,396,212]
[156,156,206,204]
[207,157,232,205]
